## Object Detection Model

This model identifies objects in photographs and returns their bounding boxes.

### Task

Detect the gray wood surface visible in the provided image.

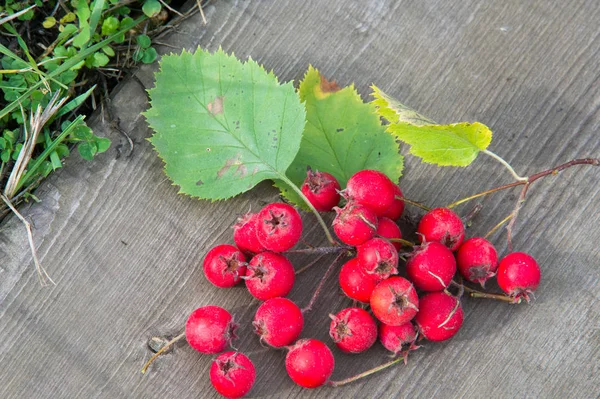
[1,0,599,398]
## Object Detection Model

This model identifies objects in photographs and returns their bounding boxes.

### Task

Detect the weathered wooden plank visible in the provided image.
[1,0,599,398]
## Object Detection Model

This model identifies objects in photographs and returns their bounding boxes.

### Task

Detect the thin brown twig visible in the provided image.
[196,0,207,24]
[301,252,345,313]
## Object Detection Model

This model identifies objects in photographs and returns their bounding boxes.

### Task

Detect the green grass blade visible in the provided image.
[53,85,96,119]
[87,0,106,48]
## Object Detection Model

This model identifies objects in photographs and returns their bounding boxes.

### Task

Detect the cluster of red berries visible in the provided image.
[149,169,542,398]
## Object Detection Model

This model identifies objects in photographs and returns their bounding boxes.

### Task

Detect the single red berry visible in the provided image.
[381,184,405,221]
[345,170,397,216]
[376,217,403,251]
[417,207,465,251]
[456,237,498,287]
[415,291,464,342]
[357,237,399,280]
[379,322,419,360]
[285,339,335,388]
[256,203,302,253]
[332,201,378,246]
[329,307,377,353]
[370,277,419,326]
[210,352,256,399]
[338,257,378,303]
[496,252,541,302]
[203,244,247,288]
[406,241,456,291]
[244,252,295,301]
[253,297,303,348]
[233,212,266,255]
[186,306,237,354]
[301,168,341,212]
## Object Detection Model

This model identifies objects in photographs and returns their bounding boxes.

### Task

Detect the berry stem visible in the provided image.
[328,356,405,387]
[483,213,514,239]
[286,245,352,255]
[463,203,483,226]
[387,237,415,247]
[278,174,337,245]
[295,253,326,275]
[301,252,344,313]
[395,196,431,212]
[481,150,528,182]
[141,332,186,374]
[460,284,516,304]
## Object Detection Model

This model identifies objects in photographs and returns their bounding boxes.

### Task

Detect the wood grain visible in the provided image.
[1,0,599,398]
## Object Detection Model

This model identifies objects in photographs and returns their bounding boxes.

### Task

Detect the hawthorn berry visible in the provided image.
[210,352,256,398]
[285,339,335,388]
[253,297,303,348]
[332,201,378,246]
[379,322,419,359]
[256,203,302,252]
[301,168,341,212]
[381,184,405,221]
[496,252,541,302]
[357,237,399,280]
[345,170,397,216]
[329,307,377,354]
[203,244,247,288]
[244,252,295,301]
[417,207,465,251]
[406,241,456,291]
[370,276,419,326]
[415,291,464,342]
[233,212,266,255]
[376,216,403,251]
[185,306,237,354]
[456,237,498,286]
[338,257,379,303]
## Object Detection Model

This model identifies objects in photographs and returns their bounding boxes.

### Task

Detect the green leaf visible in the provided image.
[43,17,57,29]
[60,12,77,24]
[73,27,91,48]
[136,34,151,49]
[142,0,161,17]
[371,85,434,125]
[95,137,111,153]
[91,52,110,67]
[141,47,157,64]
[145,48,306,200]
[101,16,119,36]
[387,121,493,167]
[1,150,9,163]
[78,141,97,160]
[276,66,403,207]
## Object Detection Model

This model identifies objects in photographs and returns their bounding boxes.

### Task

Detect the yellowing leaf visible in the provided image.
[371,85,434,125]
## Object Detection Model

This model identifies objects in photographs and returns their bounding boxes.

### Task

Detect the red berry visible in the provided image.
[301,168,341,212]
[376,217,403,250]
[370,277,419,326]
[406,242,456,291]
[379,322,419,358]
[329,307,377,353]
[417,207,465,251]
[203,244,247,288]
[357,237,399,280]
[186,306,237,354]
[253,297,303,348]
[381,184,405,220]
[415,291,464,342]
[332,201,378,246]
[256,203,302,252]
[233,212,266,255]
[496,252,541,302]
[244,252,295,301]
[345,170,397,216]
[338,257,378,303]
[456,237,498,286]
[285,339,335,388]
[210,352,256,398]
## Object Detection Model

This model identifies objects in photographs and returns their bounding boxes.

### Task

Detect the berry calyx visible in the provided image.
[203,244,247,288]
[345,170,397,216]
[256,203,303,253]
[233,212,266,255]
[329,307,377,354]
[210,352,256,398]
[332,201,378,246]
[253,297,303,348]
[370,276,419,326]
[415,291,464,342]
[417,207,465,251]
[285,339,335,388]
[185,306,238,354]
[456,237,498,286]
[357,237,399,280]
[244,252,295,301]
[338,257,379,303]
[496,252,541,302]
[406,241,456,291]
[301,168,341,212]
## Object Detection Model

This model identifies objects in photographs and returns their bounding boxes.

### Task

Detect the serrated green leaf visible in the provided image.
[371,85,434,126]
[276,66,403,208]
[145,48,306,200]
[387,121,492,167]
